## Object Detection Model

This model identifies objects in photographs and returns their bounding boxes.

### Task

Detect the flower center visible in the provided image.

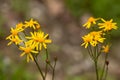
[88,17,95,22]
[106,21,112,27]
[11,30,18,36]
[16,23,23,28]
[86,37,92,42]
[34,37,44,42]
[24,47,31,53]
[12,38,17,42]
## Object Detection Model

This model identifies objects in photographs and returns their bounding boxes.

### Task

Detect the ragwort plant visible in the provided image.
[6,18,57,80]
[6,17,118,80]
[81,17,117,80]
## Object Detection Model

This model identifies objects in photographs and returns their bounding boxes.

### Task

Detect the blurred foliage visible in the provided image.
[64,0,88,18]
[0,14,5,38]
[11,0,29,17]
[0,55,37,80]
[66,74,116,80]
[67,76,89,80]
[91,0,120,18]
[65,0,120,37]
[65,0,120,19]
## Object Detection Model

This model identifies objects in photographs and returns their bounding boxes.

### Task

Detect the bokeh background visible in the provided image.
[0,0,120,80]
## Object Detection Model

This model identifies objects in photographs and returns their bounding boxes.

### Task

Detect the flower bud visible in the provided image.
[54,56,57,61]
[105,60,109,66]
[46,59,50,63]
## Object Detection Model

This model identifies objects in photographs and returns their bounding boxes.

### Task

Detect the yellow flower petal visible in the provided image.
[20,52,26,57]
[29,54,34,61]
[44,40,52,43]
[43,43,47,49]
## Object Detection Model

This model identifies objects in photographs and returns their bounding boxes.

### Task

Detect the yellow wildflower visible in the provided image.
[26,31,52,50]
[7,36,22,46]
[83,17,99,29]
[25,18,39,29]
[102,45,110,53]
[90,31,105,43]
[98,18,117,31]
[6,27,22,40]
[81,31,105,48]
[36,23,41,30]
[19,43,38,62]
[81,34,93,48]
[16,22,24,31]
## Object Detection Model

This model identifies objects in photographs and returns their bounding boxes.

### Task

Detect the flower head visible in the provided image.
[16,22,25,31]
[98,18,117,31]
[7,36,22,46]
[25,18,40,29]
[6,27,23,40]
[26,31,52,51]
[81,34,93,48]
[83,17,99,29]
[102,45,110,53]
[90,31,105,43]
[81,31,105,48]
[19,43,38,62]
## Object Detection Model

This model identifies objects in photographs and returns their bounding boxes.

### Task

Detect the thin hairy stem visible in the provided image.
[45,49,49,79]
[87,48,94,60]
[100,54,108,80]
[93,46,99,80]
[52,60,57,80]
[103,65,108,80]
[94,60,99,80]
[33,57,45,80]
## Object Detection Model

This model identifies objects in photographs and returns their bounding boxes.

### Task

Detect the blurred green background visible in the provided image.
[0,0,120,80]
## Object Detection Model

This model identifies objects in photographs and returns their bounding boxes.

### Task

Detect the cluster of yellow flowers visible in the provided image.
[6,18,52,62]
[81,31,105,48]
[81,17,118,53]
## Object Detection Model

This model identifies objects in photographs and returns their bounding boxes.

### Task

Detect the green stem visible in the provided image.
[45,49,48,59]
[47,60,57,80]
[87,48,94,60]
[96,46,103,60]
[88,46,95,60]
[104,65,108,80]
[94,60,99,80]
[89,46,99,80]
[100,54,108,80]
[52,60,57,80]
[45,49,49,79]
[33,57,45,80]
[94,45,97,58]
[100,62,105,80]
